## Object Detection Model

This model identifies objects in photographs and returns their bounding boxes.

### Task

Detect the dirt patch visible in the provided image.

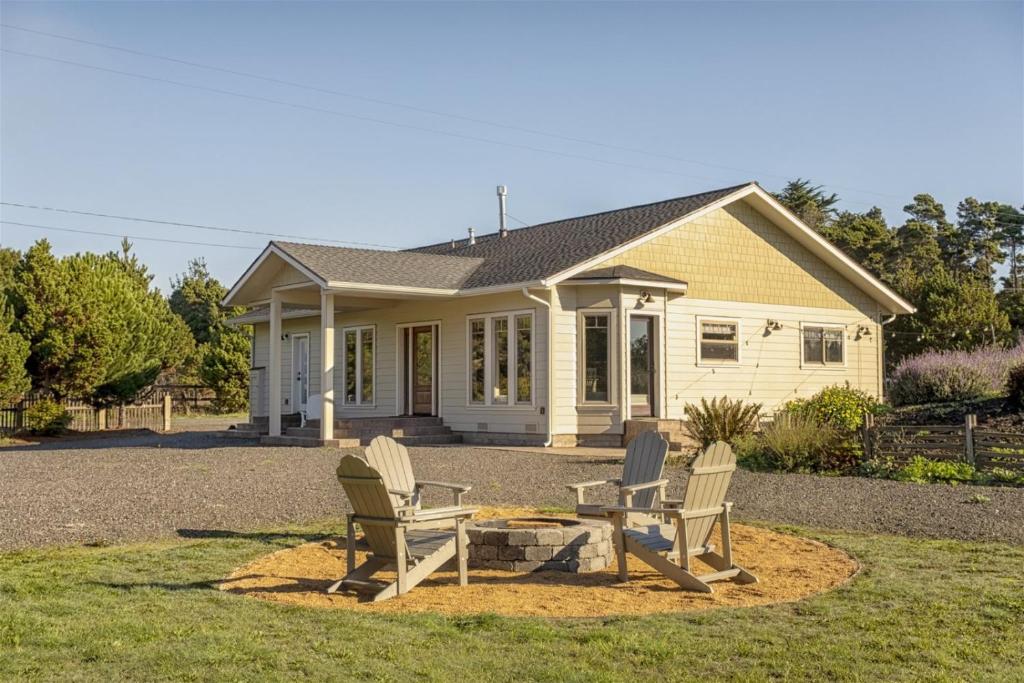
[219,507,857,617]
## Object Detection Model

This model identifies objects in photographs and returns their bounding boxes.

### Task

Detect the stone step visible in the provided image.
[365,433,463,446]
[348,425,453,438]
[335,416,443,429]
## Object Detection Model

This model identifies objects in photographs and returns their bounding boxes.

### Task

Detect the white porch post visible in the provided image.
[320,291,335,441]
[268,291,283,436]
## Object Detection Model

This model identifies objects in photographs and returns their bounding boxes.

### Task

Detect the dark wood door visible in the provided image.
[411,326,434,415]
[629,316,655,417]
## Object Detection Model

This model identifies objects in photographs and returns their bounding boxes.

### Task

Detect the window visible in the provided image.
[467,311,534,406]
[802,325,844,365]
[342,326,374,405]
[583,314,610,402]
[699,319,739,363]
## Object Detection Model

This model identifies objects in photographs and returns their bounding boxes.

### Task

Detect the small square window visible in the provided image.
[699,320,739,363]
[803,326,844,365]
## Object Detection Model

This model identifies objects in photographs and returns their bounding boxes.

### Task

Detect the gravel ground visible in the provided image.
[2,427,1023,551]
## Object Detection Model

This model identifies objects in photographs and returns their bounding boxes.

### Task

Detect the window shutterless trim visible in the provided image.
[341,324,376,406]
[799,321,847,369]
[464,309,535,408]
[578,309,615,405]
[696,316,741,366]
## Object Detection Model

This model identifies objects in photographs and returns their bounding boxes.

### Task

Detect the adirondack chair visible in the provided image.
[568,430,669,526]
[329,454,476,601]
[364,435,471,511]
[604,441,757,593]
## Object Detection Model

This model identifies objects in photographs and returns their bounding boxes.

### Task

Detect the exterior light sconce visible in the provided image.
[281,332,290,341]
[855,325,871,340]
[766,320,783,332]
[636,291,653,308]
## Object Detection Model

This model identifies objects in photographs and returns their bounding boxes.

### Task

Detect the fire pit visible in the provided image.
[466,517,613,573]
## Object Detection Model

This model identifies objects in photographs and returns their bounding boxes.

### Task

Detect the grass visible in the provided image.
[2,523,1023,682]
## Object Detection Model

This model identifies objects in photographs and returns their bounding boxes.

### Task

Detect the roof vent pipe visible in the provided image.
[468,227,476,245]
[497,185,508,237]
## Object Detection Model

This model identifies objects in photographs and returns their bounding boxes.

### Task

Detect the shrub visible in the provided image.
[1007,363,1024,409]
[683,396,761,448]
[783,384,879,433]
[22,398,72,435]
[892,456,976,485]
[889,344,1024,406]
[753,413,847,472]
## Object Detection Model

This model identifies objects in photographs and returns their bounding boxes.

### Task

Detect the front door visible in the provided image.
[411,326,434,415]
[292,334,309,414]
[629,316,655,417]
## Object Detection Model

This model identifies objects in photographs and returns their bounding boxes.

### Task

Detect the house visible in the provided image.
[223,182,914,447]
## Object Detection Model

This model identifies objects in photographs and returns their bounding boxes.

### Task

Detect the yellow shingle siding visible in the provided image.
[598,202,875,313]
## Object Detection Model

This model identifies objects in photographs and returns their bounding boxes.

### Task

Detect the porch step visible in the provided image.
[335,416,443,430]
[272,416,459,447]
[623,419,692,452]
[222,423,264,438]
[370,433,463,446]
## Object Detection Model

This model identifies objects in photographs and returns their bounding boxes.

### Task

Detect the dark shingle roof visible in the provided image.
[272,241,484,290]
[407,183,750,288]
[567,265,687,285]
[227,303,320,325]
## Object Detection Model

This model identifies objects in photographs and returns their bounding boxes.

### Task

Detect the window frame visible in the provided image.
[799,322,847,369]
[464,309,535,408]
[578,309,615,405]
[341,324,376,406]
[696,316,742,366]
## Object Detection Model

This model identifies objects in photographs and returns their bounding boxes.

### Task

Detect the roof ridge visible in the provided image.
[407,181,755,251]
[272,239,483,262]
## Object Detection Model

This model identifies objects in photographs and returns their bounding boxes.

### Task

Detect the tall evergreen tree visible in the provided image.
[774,178,839,231]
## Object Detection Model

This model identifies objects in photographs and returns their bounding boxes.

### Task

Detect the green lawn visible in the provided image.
[2,523,1022,682]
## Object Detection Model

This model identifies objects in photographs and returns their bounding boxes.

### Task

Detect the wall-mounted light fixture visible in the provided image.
[281,332,290,341]
[766,319,783,332]
[636,291,653,308]
[855,325,871,340]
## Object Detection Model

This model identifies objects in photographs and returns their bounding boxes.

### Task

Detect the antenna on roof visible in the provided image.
[497,185,508,238]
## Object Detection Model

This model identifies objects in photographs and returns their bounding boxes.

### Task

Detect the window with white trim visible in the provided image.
[342,326,374,405]
[802,325,844,365]
[699,319,739,363]
[583,313,611,402]
[467,311,533,406]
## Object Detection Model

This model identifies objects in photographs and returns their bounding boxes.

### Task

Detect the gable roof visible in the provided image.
[224,181,915,314]
[408,183,748,288]
[567,265,687,286]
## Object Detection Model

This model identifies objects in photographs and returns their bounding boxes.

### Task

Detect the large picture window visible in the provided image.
[699,319,739,363]
[467,311,533,406]
[802,325,844,365]
[583,314,610,402]
[342,326,374,405]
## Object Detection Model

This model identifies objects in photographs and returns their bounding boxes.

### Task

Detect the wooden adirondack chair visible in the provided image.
[329,454,476,602]
[364,435,471,512]
[605,441,757,593]
[568,430,669,526]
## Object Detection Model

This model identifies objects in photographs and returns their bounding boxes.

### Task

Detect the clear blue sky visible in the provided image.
[1,1,1021,291]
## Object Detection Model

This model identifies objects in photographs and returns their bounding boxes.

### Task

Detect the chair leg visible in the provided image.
[346,515,357,574]
[455,517,468,587]
[395,526,408,595]
[612,513,628,582]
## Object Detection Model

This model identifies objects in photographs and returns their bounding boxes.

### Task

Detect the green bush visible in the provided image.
[1007,363,1024,409]
[892,456,977,485]
[683,396,761,448]
[987,467,1024,486]
[751,413,844,472]
[22,398,72,435]
[782,384,878,433]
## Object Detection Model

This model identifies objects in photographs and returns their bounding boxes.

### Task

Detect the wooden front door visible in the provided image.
[629,316,655,417]
[411,326,434,415]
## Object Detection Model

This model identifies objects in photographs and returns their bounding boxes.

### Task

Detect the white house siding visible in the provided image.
[251,291,549,437]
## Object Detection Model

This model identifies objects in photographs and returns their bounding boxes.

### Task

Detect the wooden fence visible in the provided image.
[0,392,172,436]
[863,414,1024,473]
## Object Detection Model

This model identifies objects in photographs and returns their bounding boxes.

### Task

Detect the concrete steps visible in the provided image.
[259,415,459,448]
[623,418,691,452]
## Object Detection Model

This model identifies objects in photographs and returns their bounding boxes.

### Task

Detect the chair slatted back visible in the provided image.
[365,435,418,508]
[621,431,669,508]
[680,441,736,549]
[336,455,400,559]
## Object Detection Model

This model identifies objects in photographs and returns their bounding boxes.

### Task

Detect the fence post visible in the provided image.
[964,414,977,466]
[98,408,107,431]
[861,412,875,460]
[163,394,172,432]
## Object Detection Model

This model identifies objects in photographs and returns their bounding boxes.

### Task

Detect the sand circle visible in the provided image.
[219,508,857,618]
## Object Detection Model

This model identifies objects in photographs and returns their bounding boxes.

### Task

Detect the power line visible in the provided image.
[1,220,262,250]
[0,201,400,249]
[1,48,725,186]
[0,22,902,201]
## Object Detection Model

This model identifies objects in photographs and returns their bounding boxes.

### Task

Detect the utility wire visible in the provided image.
[1,220,262,250]
[0,201,400,249]
[0,22,901,200]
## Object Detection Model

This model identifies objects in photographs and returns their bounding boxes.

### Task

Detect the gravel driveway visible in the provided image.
[2,427,1022,551]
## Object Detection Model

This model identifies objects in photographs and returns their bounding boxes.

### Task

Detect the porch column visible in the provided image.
[320,291,335,441]
[268,291,283,436]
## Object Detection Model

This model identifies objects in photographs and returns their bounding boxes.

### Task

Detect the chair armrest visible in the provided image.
[416,480,472,493]
[602,505,681,517]
[567,479,620,491]
[403,506,478,523]
[619,478,670,494]
[388,488,417,501]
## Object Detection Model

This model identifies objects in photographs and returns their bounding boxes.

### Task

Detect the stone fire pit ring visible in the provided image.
[466,517,613,573]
